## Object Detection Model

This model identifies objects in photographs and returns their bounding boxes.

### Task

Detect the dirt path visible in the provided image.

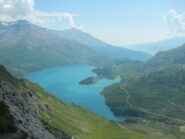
[120,84,185,124]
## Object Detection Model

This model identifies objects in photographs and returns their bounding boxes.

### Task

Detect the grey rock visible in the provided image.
[0,80,72,139]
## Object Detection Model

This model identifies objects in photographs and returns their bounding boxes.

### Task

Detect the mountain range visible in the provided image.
[0,20,151,76]
[0,20,107,75]
[1,19,185,139]
[56,29,151,61]
[128,37,185,54]
[144,43,185,70]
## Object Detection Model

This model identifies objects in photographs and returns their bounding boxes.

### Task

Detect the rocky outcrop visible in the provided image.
[0,80,72,139]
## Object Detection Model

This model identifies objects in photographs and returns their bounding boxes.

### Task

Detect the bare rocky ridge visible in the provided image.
[0,80,72,139]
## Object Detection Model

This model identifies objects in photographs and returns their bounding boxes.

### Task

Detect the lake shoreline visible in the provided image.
[25,64,124,121]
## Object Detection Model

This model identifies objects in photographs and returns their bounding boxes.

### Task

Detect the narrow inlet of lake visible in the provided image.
[25,64,124,121]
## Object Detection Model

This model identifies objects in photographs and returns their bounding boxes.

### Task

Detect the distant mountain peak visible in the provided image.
[0,21,15,27]
[0,19,29,25]
[0,20,35,30]
[14,19,32,25]
[0,22,10,26]
[56,28,151,61]
[12,20,35,27]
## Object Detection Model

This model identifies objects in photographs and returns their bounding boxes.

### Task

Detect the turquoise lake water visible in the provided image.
[25,64,124,121]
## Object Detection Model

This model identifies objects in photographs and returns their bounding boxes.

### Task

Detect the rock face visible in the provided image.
[0,80,72,139]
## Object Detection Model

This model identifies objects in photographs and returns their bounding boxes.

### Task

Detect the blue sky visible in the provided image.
[34,0,185,45]
[1,0,185,45]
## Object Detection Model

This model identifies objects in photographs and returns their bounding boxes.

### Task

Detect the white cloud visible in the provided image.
[0,0,80,29]
[163,9,185,38]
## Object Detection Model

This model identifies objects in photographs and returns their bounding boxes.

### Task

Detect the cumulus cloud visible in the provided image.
[163,9,185,38]
[0,0,80,29]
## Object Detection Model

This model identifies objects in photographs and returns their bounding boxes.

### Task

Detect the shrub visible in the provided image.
[0,101,17,133]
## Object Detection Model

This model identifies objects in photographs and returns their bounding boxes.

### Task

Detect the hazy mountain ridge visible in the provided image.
[0,20,152,76]
[128,37,185,54]
[56,29,151,61]
[144,43,185,70]
[0,20,110,76]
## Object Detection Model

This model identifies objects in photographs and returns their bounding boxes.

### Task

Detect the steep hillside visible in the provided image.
[143,43,185,70]
[99,44,185,139]
[0,20,108,76]
[101,66,185,139]
[0,65,71,139]
[103,65,185,120]
[0,65,156,139]
[56,29,151,61]
[101,44,185,121]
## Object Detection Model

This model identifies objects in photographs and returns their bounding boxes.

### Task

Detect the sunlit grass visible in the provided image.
[29,81,154,139]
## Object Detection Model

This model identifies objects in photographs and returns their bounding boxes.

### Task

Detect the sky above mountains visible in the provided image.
[0,0,185,45]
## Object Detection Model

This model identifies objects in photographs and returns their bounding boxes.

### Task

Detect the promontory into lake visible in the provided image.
[79,76,103,85]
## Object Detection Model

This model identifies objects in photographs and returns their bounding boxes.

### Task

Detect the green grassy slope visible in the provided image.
[0,65,20,88]
[101,66,185,139]
[96,44,185,122]
[29,81,154,139]
[101,45,185,122]
[98,44,185,139]
[102,65,185,121]
[143,43,185,70]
